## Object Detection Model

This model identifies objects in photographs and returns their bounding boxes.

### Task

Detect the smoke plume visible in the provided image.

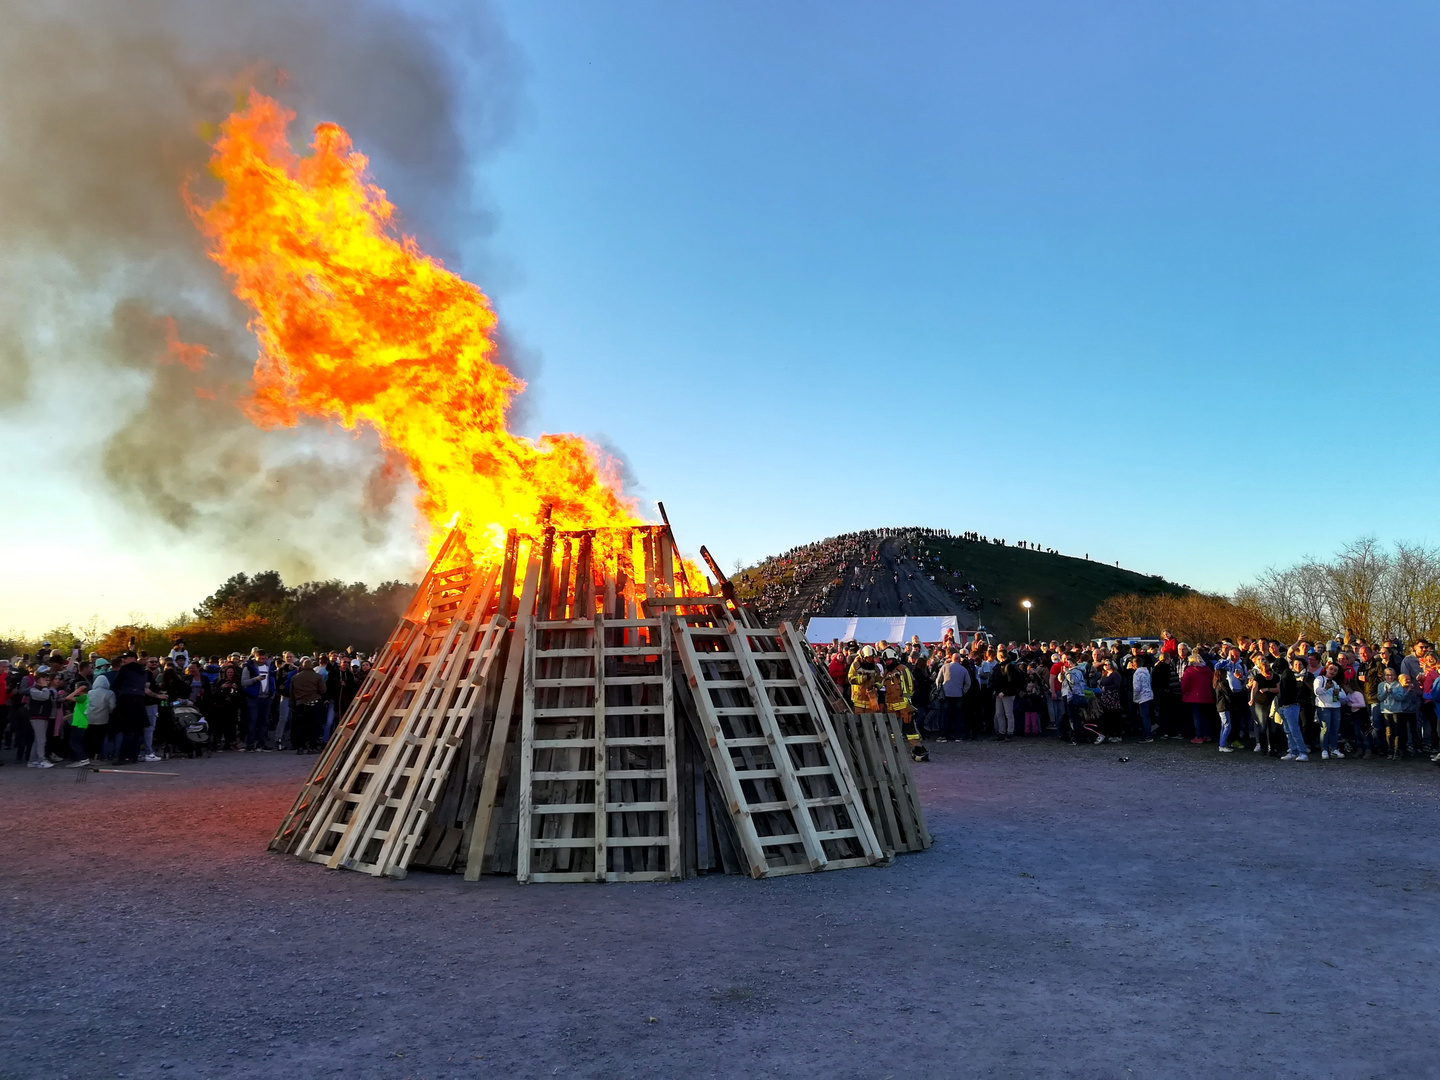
[0,0,523,579]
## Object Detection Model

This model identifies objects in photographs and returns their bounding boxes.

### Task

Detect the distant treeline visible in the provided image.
[1093,537,1440,644]
[4,571,414,661]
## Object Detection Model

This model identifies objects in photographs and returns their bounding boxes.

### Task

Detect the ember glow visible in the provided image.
[192,91,641,558]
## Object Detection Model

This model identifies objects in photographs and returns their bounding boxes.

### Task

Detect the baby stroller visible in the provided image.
[172,701,210,758]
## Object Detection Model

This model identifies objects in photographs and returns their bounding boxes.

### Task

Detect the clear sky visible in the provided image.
[4,1,1439,636]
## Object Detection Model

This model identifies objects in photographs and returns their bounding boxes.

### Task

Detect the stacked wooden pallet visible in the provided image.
[270,519,929,883]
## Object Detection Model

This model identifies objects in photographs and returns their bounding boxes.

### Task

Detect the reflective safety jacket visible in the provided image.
[847,659,881,712]
[882,664,914,713]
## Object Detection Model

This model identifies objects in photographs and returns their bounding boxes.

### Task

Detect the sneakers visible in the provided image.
[141,753,162,763]
[1141,737,1155,743]
[1218,746,1234,753]
[66,758,91,768]
[1094,734,1106,744]
[1321,750,1329,759]
[935,737,949,743]
[1107,736,1122,743]
[1280,753,1297,761]
[1253,744,1263,753]
[1295,755,1309,762]
[1331,749,1345,758]
[29,760,54,769]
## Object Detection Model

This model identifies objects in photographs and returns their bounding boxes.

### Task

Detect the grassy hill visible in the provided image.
[733,528,1187,642]
[916,536,1185,641]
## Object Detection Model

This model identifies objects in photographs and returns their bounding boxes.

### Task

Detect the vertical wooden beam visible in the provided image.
[463,540,542,880]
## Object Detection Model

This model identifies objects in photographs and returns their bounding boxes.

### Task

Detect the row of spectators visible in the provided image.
[814,629,1440,764]
[2,640,375,768]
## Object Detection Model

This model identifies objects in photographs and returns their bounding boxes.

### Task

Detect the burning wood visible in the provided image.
[270,520,928,882]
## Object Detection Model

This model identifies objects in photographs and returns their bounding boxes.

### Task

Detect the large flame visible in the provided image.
[192,91,641,557]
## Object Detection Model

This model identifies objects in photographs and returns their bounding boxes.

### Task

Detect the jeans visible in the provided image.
[1317,706,1341,755]
[1252,702,1272,753]
[322,701,337,742]
[993,694,1015,736]
[274,696,291,749]
[1218,710,1231,748]
[1047,693,1065,733]
[1278,703,1307,757]
[245,696,272,749]
[941,696,964,740]
[142,704,158,756]
[28,719,47,763]
[1064,696,1086,742]
[1135,699,1153,739]
[1190,703,1210,740]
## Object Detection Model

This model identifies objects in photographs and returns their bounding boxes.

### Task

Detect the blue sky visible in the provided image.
[5,1,1439,635]
[477,1,1440,586]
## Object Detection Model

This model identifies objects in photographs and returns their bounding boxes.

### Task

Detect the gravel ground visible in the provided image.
[2,739,1438,1080]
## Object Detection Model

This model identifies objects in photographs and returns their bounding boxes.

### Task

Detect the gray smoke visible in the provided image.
[0,0,524,578]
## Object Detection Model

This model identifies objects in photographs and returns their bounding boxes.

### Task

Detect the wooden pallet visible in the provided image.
[670,604,884,877]
[291,563,507,877]
[273,519,928,885]
[270,532,466,855]
[517,612,681,882]
[832,711,932,855]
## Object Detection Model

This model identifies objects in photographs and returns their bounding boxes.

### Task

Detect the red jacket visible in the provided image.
[1180,664,1215,704]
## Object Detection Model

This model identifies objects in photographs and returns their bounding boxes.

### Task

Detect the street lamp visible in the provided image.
[1021,599,1032,642]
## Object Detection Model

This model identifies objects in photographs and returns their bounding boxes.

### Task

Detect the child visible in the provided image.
[1020,667,1044,735]
[64,681,91,767]
[26,673,57,768]
[1376,668,1416,760]
[1312,662,1346,760]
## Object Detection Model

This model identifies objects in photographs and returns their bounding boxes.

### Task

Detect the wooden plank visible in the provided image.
[325,565,492,872]
[516,620,538,883]
[592,612,607,882]
[463,539,542,880]
[781,622,887,865]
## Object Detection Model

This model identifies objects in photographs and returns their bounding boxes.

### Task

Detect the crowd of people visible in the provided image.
[2,639,376,768]
[813,628,1440,765]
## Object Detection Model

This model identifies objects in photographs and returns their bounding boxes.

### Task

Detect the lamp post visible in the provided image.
[1021,599,1032,642]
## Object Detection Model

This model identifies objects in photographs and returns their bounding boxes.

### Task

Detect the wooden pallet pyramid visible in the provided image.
[271,518,928,882]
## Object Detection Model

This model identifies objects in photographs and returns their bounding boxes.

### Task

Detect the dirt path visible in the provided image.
[2,744,1437,1078]
[816,538,979,629]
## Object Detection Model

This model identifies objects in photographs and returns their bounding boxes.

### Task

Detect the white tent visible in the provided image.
[805,616,961,645]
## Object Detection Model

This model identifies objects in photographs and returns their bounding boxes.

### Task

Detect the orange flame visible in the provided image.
[191,91,641,557]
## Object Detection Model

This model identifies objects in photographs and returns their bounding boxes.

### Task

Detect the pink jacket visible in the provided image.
[1180,664,1215,704]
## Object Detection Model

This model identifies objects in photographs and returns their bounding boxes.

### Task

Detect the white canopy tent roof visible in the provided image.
[804,615,961,645]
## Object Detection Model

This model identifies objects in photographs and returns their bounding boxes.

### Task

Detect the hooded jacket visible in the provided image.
[87,674,116,726]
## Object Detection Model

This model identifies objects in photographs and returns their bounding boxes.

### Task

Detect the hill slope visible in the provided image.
[732,527,1187,642]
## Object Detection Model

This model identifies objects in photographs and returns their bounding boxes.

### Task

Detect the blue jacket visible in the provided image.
[1377,680,1419,714]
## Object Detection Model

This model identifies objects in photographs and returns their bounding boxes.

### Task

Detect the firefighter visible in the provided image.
[847,646,882,712]
[880,648,916,738]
